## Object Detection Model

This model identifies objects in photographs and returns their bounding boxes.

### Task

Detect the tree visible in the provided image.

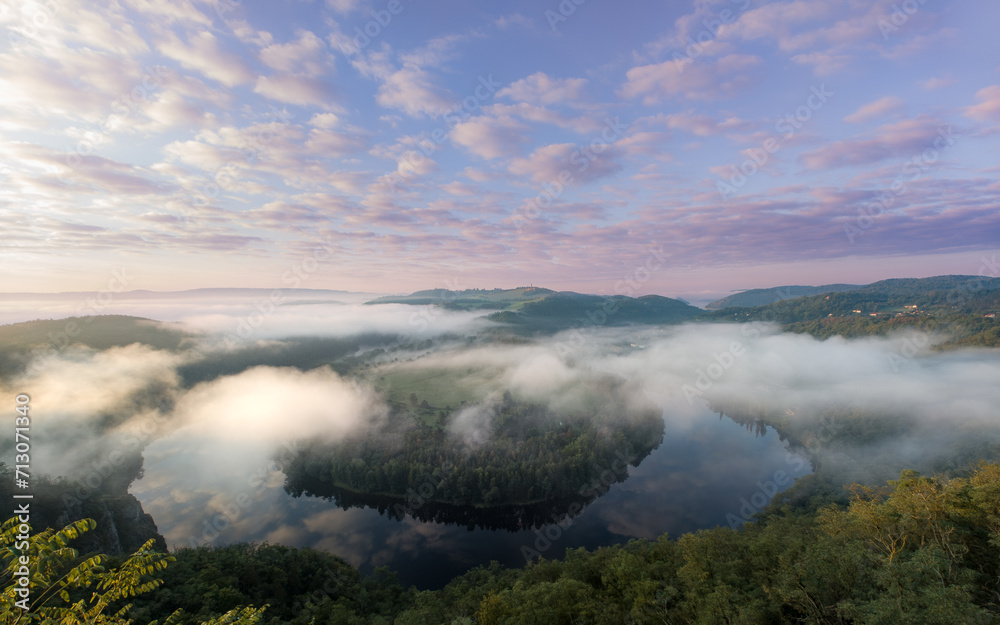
[1,517,171,624]
[0,517,266,625]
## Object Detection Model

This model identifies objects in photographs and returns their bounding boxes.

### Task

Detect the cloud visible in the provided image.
[4,0,150,56]
[9,344,183,427]
[620,54,761,103]
[229,20,275,47]
[158,31,256,87]
[497,72,587,106]
[173,365,385,444]
[717,1,904,56]
[800,116,950,170]
[162,119,368,191]
[791,51,852,76]
[715,0,944,75]
[508,142,623,185]
[0,48,143,126]
[124,0,212,26]
[326,322,1000,444]
[666,111,754,136]
[918,76,956,91]
[844,96,905,124]
[136,365,390,501]
[450,116,529,159]
[254,74,339,107]
[106,297,489,342]
[493,13,533,31]
[447,399,497,448]
[309,113,340,128]
[1,343,186,476]
[376,66,453,118]
[304,128,367,156]
[964,85,1000,123]
[0,141,164,196]
[618,324,1000,435]
[489,103,604,134]
[325,0,365,13]
[259,30,333,77]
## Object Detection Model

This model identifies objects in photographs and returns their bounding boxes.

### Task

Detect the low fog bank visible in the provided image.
[377,322,1000,427]
[0,290,360,325]
[2,314,998,516]
[356,322,1000,483]
[0,291,495,341]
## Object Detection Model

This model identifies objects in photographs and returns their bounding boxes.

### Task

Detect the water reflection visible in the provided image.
[285,477,617,532]
[131,410,809,589]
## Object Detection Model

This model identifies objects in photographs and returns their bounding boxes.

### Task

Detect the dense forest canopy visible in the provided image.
[281,377,665,518]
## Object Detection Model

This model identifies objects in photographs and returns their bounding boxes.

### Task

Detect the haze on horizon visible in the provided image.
[0,1,998,296]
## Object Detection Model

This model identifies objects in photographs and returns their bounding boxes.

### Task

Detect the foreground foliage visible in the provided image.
[0,518,263,624]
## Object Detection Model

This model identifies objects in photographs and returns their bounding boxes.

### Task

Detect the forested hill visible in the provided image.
[703,275,1000,319]
[705,283,860,309]
[698,275,1000,346]
[0,315,195,378]
[365,286,556,309]
[366,287,703,334]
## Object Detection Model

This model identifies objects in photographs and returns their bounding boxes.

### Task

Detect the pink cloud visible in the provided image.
[666,111,755,136]
[620,54,761,103]
[791,51,851,76]
[843,96,905,124]
[964,85,1000,123]
[919,76,956,91]
[375,66,453,118]
[253,74,338,107]
[259,30,332,77]
[304,128,367,157]
[497,72,588,106]
[450,116,529,160]
[125,0,212,26]
[800,116,951,170]
[489,103,602,134]
[508,142,623,185]
[158,31,255,87]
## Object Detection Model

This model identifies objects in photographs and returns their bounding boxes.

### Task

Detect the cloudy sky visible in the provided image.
[1,0,998,300]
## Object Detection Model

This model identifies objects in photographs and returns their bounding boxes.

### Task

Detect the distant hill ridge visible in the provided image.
[705,284,861,309]
[366,286,555,308]
[698,275,1000,348]
[366,287,703,334]
[0,288,357,299]
[374,277,1000,337]
[705,275,1000,310]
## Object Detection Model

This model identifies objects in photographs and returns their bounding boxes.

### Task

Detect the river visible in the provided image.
[131,409,810,589]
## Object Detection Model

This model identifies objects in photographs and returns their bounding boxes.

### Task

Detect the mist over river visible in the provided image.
[132,410,809,589]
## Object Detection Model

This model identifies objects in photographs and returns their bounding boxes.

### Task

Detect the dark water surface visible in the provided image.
[132,411,810,589]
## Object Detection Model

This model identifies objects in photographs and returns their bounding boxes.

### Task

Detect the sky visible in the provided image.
[1,0,998,301]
